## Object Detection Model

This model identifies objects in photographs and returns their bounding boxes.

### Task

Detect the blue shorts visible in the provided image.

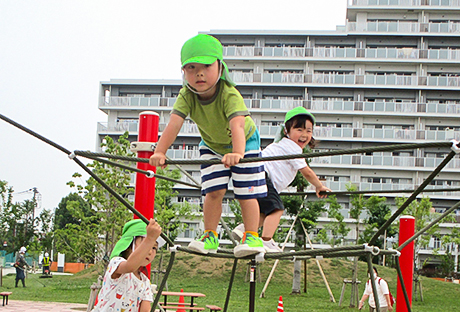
[200,131,267,200]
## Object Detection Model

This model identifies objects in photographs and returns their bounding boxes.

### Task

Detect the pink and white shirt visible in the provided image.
[92,257,153,312]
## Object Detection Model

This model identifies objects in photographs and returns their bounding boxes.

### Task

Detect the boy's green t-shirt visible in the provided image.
[171,81,256,155]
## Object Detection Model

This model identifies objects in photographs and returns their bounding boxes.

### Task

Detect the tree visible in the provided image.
[35,208,54,254]
[0,181,53,260]
[54,193,93,231]
[315,195,350,247]
[59,132,195,263]
[441,227,460,273]
[62,132,134,262]
[395,196,439,270]
[1,199,36,254]
[154,166,196,242]
[0,180,14,251]
[347,182,367,308]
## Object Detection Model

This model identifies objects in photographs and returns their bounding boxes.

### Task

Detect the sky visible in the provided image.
[0,0,347,214]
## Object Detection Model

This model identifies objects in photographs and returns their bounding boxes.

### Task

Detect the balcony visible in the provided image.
[97,120,200,135]
[223,45,460,61]
[310,154,460,170]
[230,71,460,88]
[99,96,460,116]
[171,172,460,198]
[315,126,460,141]
[316,182,460,197]
[347,21,460,34]
[100,96,176,108]
[307,99,460,114]
[349,0,460,7]
[98,121,460,142]
[166,147,200,160]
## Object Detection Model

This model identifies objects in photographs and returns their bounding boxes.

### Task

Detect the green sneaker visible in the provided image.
[188,231,219,254]
[234,232,266,258]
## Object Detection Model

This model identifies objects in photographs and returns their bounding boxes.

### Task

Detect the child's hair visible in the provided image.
[284,114,316,149]
[373,266,378,275]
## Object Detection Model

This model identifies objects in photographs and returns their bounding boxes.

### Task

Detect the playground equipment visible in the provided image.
[1,111,459,312]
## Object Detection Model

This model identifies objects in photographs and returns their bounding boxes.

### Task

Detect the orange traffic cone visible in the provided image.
[176,289,186,312]
[277,295,284,312]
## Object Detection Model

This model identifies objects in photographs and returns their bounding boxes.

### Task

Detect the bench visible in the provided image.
[0,292,12,306]
[206,304,222,311]
[160,302,192,306]
[160,306,204,311]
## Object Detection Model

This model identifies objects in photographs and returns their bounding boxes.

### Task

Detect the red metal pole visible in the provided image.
[134,111,159,279]
[134,111,159,220]
[396,215,415,312]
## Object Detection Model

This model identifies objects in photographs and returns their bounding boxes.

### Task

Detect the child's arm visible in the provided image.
[149,114,184,168]
[112,219,161,278]
[139,300,152,312]
[299,166,331,198]
[358,294,369,310]
[222,116,246,167]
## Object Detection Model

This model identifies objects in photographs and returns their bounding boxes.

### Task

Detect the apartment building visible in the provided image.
[97,0,460,268]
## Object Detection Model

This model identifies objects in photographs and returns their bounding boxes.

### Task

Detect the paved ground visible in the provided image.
[0,300,88,311]
[1,267,89,311]
[1,300,167,311]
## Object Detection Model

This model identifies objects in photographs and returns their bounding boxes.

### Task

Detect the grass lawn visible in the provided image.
[1,253,459,311]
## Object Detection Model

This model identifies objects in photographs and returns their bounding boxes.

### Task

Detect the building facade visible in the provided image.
[97,0,460,268]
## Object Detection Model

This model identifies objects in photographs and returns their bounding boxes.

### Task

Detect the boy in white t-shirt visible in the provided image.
[232,107,330,252]
[359,266,394,312]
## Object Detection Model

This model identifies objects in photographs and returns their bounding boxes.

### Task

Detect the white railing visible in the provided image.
[347,21,460,34]
[349,0,460,7]
[311,154,460,169]
[100,96,460,114]
[427,75,460,87]
[244,98,304,110]
[98,122,460,142]
[314,47,460,60]
[98,121,200,135]
[166,147,200,160]
[230,71,460,88]
[97,121,138,132]
[223,45,460,61]
[313,126,460,141]
[317,182,460,196]
[100,96,176,107]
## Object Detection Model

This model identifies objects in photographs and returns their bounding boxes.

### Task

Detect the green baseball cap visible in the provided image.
[284,106,316,125]
[110,219,147,260]
[181,34,235,86]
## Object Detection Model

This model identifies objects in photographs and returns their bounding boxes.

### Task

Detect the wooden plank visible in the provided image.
[160,302,193,306]
[160,306,204,311]
[160,291,205,297]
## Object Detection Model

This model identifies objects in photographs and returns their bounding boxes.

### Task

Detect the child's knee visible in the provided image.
[206,189,226,200]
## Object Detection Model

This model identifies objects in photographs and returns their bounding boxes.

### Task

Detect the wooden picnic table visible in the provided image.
[158,290,205,308]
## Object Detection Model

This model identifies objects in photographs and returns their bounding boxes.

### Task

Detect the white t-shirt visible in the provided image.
[93,257,153,312]
[364,277,389,308]
[262,137,307,193]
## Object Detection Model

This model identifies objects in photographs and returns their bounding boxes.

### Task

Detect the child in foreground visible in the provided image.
[233,107,331,252]
[149,34,267,258]
[92,219,162,312]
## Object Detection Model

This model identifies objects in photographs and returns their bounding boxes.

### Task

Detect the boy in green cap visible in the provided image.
[232,107,331,252]
[92,219,162,312]
[149,34,267,258]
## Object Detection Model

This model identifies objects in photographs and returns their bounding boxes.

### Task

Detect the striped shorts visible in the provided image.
[200,134,267,200]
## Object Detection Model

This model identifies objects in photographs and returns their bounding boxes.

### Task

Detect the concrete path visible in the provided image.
[0,300,88,311]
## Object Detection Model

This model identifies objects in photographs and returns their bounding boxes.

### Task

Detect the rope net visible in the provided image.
[2,112,459,312]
